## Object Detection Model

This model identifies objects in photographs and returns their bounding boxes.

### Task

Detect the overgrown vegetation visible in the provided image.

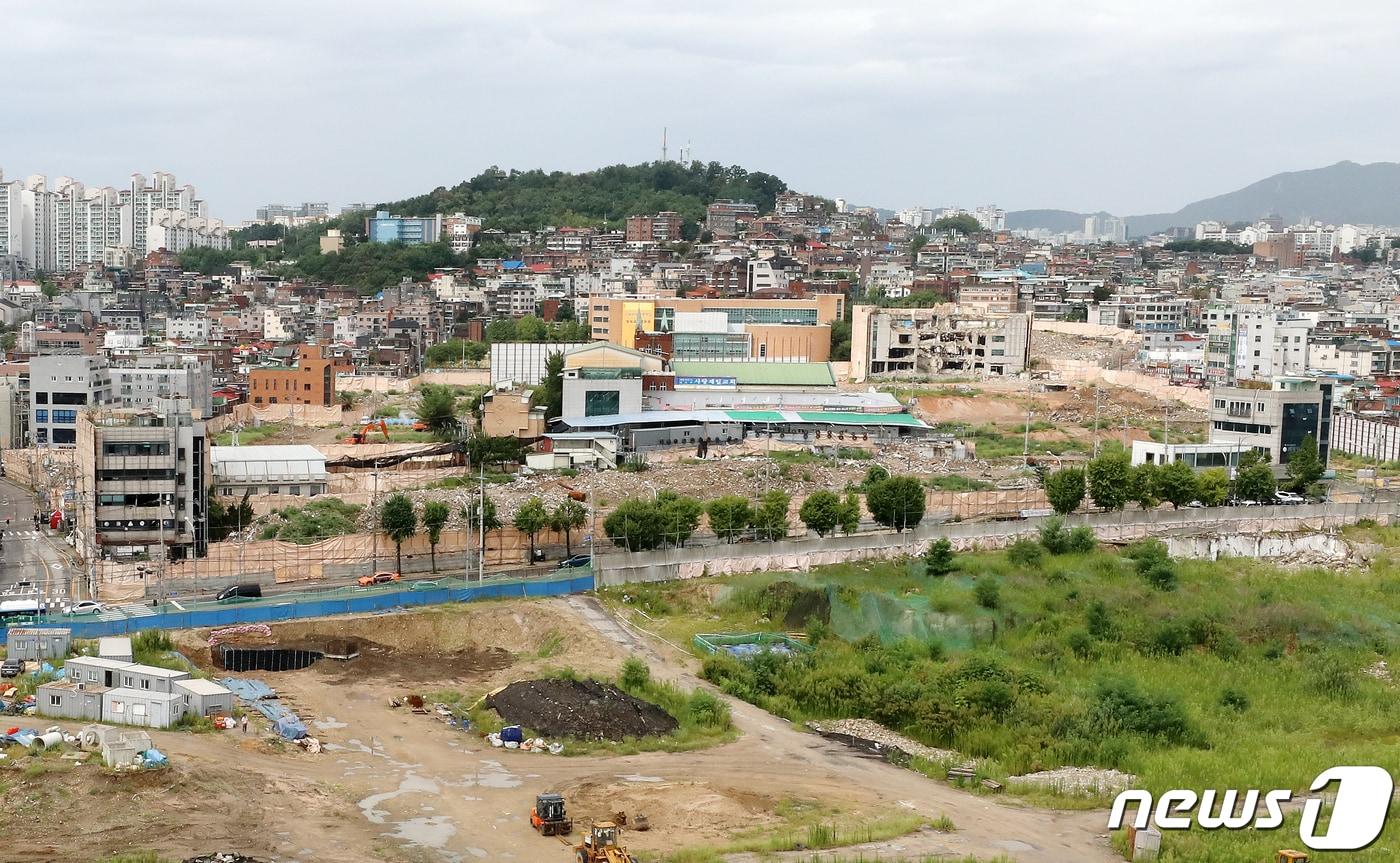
[256,498,363,544]
[603,528,1400,862]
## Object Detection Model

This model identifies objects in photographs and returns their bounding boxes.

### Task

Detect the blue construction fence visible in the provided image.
[0,572,595,642]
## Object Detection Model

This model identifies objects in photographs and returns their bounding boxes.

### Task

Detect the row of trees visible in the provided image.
[376,492,589,573]
[1041,435,1324,515]
[600,473,933,551]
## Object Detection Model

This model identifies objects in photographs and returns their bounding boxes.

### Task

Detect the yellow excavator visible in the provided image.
[573,821,637,863]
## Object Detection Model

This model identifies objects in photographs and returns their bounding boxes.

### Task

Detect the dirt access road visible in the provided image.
[18,598,1115,863]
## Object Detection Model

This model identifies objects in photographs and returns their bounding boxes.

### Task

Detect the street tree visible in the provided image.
[798,490,841,537]
[752,490,791,542]
[513,497,549,565]
[416,384,460,441]
[1087,452,1131,511]
[421,501,450,573]
[1128,463,1160,509]
[1154,460,1200,509]
[464,492,502,558]
[706,496,753,544]
[1196,468,1230,507]
[866,476,926,531]
[657,491,704,547]
[1236,463,1277,503]
[603,499,664,551]
[1044,467,1086,515]
[379,494,417,575]
[1286,434,1324,493]
[550,498,588,557]
[838,492,862,535]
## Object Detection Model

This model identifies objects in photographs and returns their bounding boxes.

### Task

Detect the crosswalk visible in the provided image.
[2,530,43,539]
[97,603,157,621]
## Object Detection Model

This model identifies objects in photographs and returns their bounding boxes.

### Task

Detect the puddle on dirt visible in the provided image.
[617,773,664,782]
[387,815,458,849]
[474,759,522,789]
[358,774,442,824]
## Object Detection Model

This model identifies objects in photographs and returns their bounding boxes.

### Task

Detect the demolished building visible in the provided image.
[849,304,1031,382]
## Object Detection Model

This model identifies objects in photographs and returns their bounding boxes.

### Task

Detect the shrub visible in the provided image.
[1038,516,1071,554]
[1066,628,1095,659]
[925,537,956,576]
[1067,526,1097,553]
[685,690,731,729]
[862,464,890,488]
[1090,677,1194,744]
[1149,621,1191,656]
[1143,561,1179,592]
[1085,600,1116,639]
[620,657,651,690]
[961,679,1015,719]
[1007,538,1043,568]
[973,579,1001,610]
[1219,687,1250,712]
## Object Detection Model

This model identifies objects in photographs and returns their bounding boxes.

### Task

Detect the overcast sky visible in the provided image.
[7,1,1396,220]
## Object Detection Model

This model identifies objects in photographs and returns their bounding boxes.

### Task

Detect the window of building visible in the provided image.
[110,699,124,715]
[584,390,620,417]
[123,675,133,687]
[140,678,150,690]
[52,410,76,424]
[49,694,62,707]
[34,409,47,423]
[132,703,146,718]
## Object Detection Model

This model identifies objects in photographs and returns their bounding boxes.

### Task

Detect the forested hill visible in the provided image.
[386,162,790,235]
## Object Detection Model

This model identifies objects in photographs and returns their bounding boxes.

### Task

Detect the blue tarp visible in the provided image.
[273,715,307,741]
[222,676,306,738]
[500,725,524,744]
[141,748,168,767]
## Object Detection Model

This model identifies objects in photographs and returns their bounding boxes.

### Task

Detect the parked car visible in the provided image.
[409,580,440,591]
[358,571,401,587]
[1273,491,1305,504]
[64,600,104,616]
[1232,498,1261,507]
[1185,500,1206,508]
[556,554,592,570]
[216,583,263,602]
[1,657,22,677]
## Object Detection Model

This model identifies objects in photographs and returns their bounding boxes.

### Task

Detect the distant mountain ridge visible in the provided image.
[1007,161,1400,237]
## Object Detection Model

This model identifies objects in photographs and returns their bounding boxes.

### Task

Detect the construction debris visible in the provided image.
[1008,767,1137,795]
[807,718,967,767]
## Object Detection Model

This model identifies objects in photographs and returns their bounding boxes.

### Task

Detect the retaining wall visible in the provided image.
[593,502,1394,585]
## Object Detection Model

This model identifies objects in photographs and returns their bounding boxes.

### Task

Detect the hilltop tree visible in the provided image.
[932,214,981,235]
[379,494,417,574]
[798,490,841,537]
[1044,467,1086,515]
[532,351,565,420]
[550,498,588,557]
[513,497,549,565]
[866,476,926,532]
[421,501,450,573]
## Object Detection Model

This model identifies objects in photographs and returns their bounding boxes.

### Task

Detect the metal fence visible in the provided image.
[0,571,594,642]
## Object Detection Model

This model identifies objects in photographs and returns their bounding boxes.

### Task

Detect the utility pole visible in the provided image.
[1092,386,1102,458]
[371,459,380,572]
[477,461,485,582]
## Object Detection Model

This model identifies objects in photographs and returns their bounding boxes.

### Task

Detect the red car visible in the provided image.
[358,571,401,587]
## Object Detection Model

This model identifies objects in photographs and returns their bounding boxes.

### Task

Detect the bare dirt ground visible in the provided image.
[10,597,1118,863]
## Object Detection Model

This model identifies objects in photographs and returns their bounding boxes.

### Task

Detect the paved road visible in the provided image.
[0,477,76,604]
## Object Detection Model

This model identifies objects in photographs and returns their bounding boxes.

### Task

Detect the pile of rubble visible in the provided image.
[1031,331,1140,365]
[807,718,966,766]
[1008,766,1137,796]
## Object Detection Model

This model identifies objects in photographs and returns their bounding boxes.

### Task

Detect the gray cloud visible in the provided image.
[7,0,1397,219]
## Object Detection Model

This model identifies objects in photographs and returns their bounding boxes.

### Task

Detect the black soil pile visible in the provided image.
[487,678,678,741]
[760,580,830,629]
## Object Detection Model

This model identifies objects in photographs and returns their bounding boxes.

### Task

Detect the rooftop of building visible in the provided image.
[670,361,836,388]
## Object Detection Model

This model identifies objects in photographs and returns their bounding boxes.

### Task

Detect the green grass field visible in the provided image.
[601,528,1400,862]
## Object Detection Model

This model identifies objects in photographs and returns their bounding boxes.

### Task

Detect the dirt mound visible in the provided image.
[487,678,678,741]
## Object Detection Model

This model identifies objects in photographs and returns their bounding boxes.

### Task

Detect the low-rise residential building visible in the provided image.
[29,354,113,447]
[1207,377,1333,468]
[248,344,348,406]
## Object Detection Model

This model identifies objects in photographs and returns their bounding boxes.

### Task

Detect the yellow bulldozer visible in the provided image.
[573,821,637,863]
